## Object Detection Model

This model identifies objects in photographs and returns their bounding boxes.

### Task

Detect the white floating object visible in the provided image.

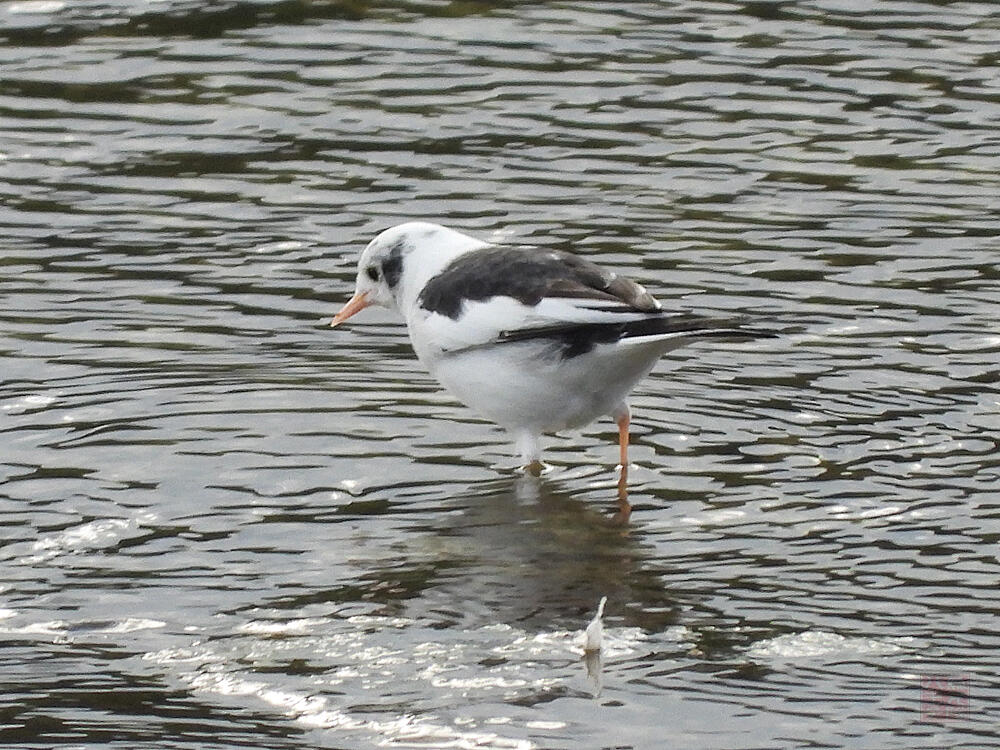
[582,596,607,653]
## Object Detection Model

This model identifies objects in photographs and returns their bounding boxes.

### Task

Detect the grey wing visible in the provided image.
[418,245,662,319]
[544,250,662,313]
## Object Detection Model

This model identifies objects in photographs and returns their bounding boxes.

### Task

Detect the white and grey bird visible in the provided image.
[330,222,767,520]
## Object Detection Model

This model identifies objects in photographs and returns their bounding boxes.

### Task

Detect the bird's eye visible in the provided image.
[365,265,381,282]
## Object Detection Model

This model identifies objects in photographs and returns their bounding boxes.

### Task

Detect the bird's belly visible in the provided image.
[426,342,661,433]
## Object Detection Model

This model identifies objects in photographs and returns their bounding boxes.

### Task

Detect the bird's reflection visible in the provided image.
[515,466,630,524]
[423,471,668,633]
[584,650,603,697]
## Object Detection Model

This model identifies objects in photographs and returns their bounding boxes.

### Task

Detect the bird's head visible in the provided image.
[331,222,486,327]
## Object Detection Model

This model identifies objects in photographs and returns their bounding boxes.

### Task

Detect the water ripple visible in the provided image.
[2,0,999,748]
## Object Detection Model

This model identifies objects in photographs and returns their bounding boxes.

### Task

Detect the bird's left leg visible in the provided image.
[516,431,544,476]
[612,403,631,522]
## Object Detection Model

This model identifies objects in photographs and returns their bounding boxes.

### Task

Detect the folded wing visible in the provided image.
[415,246,762,356]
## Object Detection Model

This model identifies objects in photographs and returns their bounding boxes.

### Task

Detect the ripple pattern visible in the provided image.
[2,1,999,748]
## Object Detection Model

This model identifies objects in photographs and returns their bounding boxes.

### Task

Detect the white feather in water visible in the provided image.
[582,596,607,653]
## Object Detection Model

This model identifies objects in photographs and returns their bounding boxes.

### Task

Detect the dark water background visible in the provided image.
[2,1,999,748]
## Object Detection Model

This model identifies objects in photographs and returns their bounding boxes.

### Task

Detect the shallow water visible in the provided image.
[2,1,999,748]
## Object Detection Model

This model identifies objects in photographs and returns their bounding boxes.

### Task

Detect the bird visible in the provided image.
[330,221,768,521]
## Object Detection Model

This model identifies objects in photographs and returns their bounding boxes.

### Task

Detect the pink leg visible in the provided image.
[614,406,632,524]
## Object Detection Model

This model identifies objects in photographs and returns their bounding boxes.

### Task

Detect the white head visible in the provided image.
[331,222,487,326]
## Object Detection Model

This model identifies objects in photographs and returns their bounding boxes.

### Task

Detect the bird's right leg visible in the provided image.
[611,403,632,524]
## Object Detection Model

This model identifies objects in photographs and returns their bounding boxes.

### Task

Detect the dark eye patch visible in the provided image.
[365,265,380,282]
[381,241,405,289]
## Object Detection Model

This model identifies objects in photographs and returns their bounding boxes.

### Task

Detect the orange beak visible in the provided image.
[330,291,372,327]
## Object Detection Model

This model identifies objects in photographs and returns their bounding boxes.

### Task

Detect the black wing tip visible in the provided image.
[493,314,780,361]
[630,314,773,337]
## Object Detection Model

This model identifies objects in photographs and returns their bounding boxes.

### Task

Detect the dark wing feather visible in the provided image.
[498,313,772,359]
[418,246,661,319]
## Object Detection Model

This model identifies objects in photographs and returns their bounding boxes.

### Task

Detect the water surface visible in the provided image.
[2,1,999,748]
